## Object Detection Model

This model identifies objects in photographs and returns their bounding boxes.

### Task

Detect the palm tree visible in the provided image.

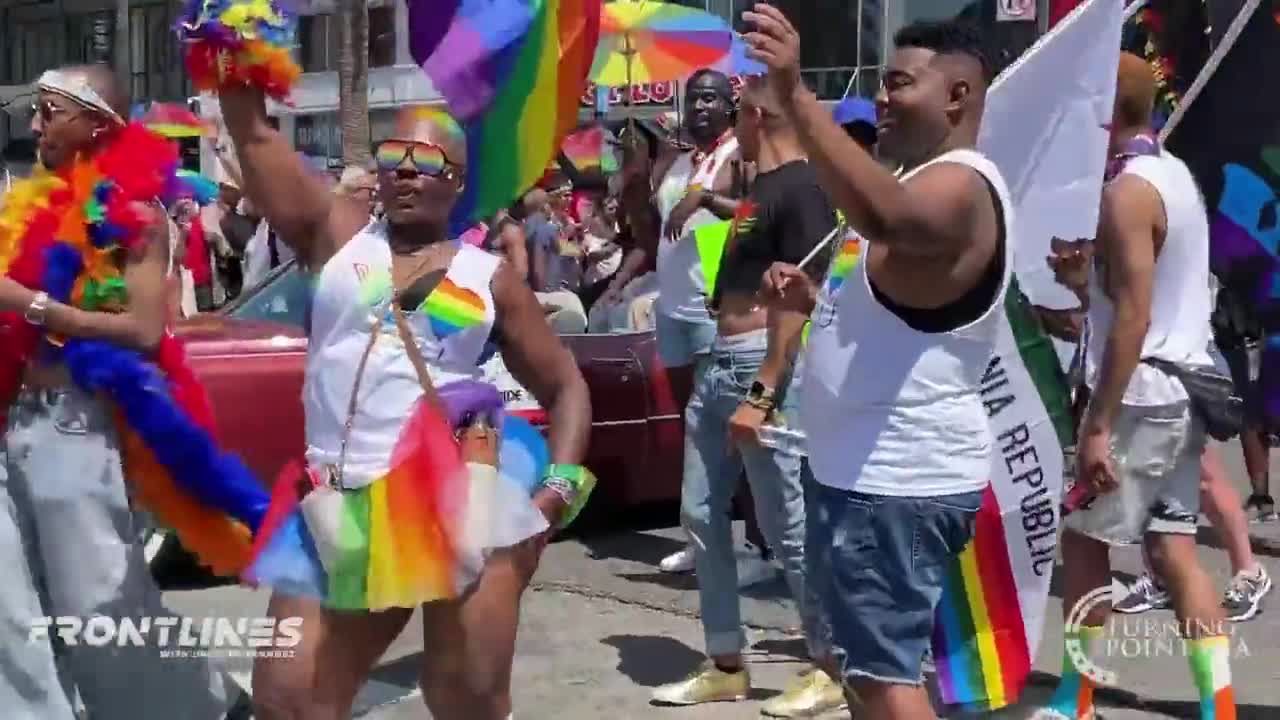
[337,0,371,168]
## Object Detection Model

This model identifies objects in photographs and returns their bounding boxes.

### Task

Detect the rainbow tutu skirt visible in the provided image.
[243,381,549,610]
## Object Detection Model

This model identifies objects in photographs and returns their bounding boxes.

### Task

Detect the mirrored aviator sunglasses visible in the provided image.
[375,140,450,177]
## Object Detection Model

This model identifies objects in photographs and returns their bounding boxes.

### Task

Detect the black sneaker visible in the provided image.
[1113,574,1170,614]
[1244,494,1278,523]
[1223,566,1273,622]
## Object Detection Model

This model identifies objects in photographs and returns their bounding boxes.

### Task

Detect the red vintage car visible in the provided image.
[176,261,685,509]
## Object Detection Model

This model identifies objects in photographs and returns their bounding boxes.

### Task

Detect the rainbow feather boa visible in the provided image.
[177,0,300,100]
[0,124,270,575]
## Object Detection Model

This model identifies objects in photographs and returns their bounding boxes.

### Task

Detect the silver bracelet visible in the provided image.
[541,476,578,508]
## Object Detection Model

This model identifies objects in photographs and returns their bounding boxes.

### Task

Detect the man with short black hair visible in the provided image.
[749,10,1013,718]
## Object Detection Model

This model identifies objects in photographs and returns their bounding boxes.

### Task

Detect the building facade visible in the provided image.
[0,0,1053,173]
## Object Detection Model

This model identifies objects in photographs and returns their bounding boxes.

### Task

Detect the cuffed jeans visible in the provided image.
[0,386,232,720]
[681,337,820,657]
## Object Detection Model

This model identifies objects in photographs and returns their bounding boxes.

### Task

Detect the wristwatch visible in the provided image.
[24,291,50,326]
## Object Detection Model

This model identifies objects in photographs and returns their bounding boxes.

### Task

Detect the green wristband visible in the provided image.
[541,463,597,529]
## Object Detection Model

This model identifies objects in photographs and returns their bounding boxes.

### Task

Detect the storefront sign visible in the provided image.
[997,0,1038,21]
[580,75,747,108]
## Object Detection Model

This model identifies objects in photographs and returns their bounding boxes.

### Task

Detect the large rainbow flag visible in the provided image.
[929,0,1123,710]
[408,0,602,233]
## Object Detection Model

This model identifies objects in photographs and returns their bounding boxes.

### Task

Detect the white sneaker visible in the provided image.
[659,546,696,573]
[736,543,777,588]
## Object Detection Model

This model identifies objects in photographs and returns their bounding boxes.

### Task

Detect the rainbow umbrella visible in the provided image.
[137,102,209,138]
[591,1,732,88]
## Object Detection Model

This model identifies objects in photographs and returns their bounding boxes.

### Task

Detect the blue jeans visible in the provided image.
[681,342,818,657]
[0,387,233,719]
[656,313,717,368]
[806,476,983,685]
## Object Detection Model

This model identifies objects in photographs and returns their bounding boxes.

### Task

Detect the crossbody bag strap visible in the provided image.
[390,298,446,415]
[334,315,383,488]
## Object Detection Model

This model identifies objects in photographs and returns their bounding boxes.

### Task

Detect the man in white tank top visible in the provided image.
[611,70,764,579]
[215,89,593,717]
[748,11,1010,717]
[1035,55,1237,720]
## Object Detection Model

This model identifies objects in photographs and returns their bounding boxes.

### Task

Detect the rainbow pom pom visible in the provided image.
[177,0,300,99]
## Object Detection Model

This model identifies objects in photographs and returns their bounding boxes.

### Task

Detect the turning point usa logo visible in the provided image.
[1065,581,1251,687]
[29,616,303,658]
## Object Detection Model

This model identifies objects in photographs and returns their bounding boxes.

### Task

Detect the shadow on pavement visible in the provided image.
[751,637,808,662]
[580,528,686,566]
[601,634,706,687]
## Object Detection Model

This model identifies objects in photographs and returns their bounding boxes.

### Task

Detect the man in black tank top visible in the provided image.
[747,10,1004,717]
[651,75,840,713]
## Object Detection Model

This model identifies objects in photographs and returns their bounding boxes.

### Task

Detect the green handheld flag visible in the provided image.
[694,220,732,298]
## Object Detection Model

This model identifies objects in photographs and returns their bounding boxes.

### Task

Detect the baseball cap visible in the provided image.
[833,97,876,127]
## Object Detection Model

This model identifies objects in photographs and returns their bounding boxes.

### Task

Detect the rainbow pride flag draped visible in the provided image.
[929,0,1122,710]
[408,0,602,233]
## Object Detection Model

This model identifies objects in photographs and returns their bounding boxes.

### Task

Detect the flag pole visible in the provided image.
[1158,0,1260,141]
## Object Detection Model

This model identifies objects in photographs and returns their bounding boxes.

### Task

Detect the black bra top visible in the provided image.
[868,175,1006,334]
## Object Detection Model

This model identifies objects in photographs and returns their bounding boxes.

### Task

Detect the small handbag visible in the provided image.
[1143,357,1244,442]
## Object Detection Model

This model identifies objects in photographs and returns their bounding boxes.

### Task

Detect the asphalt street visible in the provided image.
[160,441,1280,719]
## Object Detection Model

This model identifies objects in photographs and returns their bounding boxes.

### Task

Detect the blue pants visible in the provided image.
[0,386,233,719]
[680,340,820,657]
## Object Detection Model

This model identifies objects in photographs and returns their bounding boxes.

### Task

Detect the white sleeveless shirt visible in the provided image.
[303,221,500,488]
[1084,151,1213,406]
[801,150,1015,497]
[654,137,739,322]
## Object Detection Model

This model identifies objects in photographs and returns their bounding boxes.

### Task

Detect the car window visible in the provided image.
[223,260,313,330]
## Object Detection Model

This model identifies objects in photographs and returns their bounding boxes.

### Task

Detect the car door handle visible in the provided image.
[595,357,639,366]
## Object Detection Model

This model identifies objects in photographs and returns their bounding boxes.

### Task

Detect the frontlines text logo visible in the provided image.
[1065,580,1251,686]
[29,616,303,659]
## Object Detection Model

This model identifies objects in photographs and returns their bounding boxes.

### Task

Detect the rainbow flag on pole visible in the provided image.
[930,0,1123,710]
[409,0,602,233]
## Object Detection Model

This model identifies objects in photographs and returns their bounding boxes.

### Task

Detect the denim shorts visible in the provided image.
[807,481,983,685]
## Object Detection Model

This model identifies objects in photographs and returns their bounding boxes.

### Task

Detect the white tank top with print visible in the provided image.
[654,138,739,322]
[303,220,499,488]
[802,149,1015,497]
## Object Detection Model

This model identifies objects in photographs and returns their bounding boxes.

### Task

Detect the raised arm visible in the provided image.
[744,4,979,259]
[0,202,171,351]
[217,88,363,268]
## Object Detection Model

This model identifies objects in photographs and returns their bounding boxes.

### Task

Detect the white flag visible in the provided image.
[931,0,1122,711]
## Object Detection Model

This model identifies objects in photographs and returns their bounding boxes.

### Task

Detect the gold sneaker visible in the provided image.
[760,668,847,718]
[651,661,751,705]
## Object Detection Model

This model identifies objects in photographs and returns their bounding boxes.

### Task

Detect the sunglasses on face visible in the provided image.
[374,140,457,177]
[32,100,80,125]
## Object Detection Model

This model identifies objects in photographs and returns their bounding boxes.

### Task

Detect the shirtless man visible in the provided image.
[651,74,841,716]
[0,64,237,720]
